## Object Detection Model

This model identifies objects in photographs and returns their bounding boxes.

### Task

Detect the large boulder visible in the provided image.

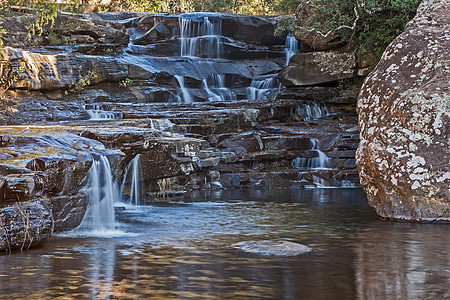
[0,12,129,48]
[278,51,356,86]
[0,198,53,251]
[294,1,347,51]
[356,0,450,222]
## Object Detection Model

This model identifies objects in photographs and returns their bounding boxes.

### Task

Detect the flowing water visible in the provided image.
[74,155,119,234]
[292,138,331,170]
[121,154,142,206]
[246,74,279,100]
[285,32,299,66]
[1,189,449,299]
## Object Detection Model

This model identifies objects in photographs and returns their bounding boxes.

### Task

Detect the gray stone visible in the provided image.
[0,198,54,252]
[50,194,88,232]
[233,240,312,256]
[5,174,37,200]
[278,51,357,86]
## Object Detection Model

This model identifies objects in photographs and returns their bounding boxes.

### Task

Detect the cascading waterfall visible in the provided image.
[285,32,299,66]
[179,16,222,58]
[175,75,194,104]
[84,104,121,121]
[76,155,118,232]
[121,154,142,205]
[246,75,279,100]
[203,74,236,102]
[294,102,328,121]
[176,15,238,103]
[292,138,331,169]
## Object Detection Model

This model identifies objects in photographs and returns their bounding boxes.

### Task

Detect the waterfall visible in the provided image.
[246,75,279,100]
[294,102,328,121]
[179,16,222,58]
[285,32,299,66]
[174,75,194,104]
[202,75,236,102]
[84,104,121,121]
[293,138,331,169]
[121,154,142,205]
[77,155,118,232]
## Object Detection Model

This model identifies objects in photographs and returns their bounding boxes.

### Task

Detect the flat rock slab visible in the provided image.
[233,240,312,256]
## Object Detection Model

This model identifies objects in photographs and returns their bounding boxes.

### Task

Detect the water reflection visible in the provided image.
[0,189,448,299]
[356,222,450,299]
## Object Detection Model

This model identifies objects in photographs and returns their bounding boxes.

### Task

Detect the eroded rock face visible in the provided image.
[295,1,347,51]
[356,0,450,222]
[278,51,357,86]
[0,198,53,252]
[1,12,129,48]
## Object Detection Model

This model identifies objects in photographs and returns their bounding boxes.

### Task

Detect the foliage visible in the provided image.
[65,66,98,95]
[100,0,299,14]
[0,62,25,96]
[279,0,421,61]
[119,78,133,87]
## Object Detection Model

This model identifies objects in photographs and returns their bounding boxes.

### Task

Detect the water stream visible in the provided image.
[285,32,299,66]
[1,189,448,299]
[292,138,331,170]
[121,154,142,206]
[75,155,118,234]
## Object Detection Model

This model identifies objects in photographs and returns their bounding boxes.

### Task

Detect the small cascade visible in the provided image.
[84,104,122,121]
[121,154,142,205]
[285,32,299,66]
[179,16,222,58]
[246,75,279,100]
[294,102,328,121]
[77,155,118,232]
[202,74,236,102]
[174,75,194,104]
[293,138,331,169]
[149,119,175,132]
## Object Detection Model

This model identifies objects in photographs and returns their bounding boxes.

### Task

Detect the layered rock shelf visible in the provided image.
[1,10,365,251]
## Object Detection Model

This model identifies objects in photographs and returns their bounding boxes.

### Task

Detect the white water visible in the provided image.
[76,155,119,233]
[179,16,222,58]
[294,102,328,121]
[246,75,279,100]
[285,32,299,66]
[174,75,194,104]
[293,138,331,169]
[202,75,236,102]
[85,104,121,121]
[121,154,142,205]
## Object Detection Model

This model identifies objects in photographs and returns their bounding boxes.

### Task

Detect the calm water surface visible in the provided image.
[0,189,449,299]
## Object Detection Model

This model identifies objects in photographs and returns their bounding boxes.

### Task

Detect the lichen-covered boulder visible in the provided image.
[356,0,450,222]
[0,198,53,252]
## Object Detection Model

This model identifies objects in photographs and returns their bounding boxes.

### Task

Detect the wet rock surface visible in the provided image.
[0,198,53,252]
[233,240,312,256]
[356,0,450,222]
[279,52,357,86]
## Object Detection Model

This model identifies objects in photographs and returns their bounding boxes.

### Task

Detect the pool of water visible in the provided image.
[1,189,449,299]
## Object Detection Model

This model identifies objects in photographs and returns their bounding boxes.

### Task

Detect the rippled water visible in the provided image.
[1,189,449,299]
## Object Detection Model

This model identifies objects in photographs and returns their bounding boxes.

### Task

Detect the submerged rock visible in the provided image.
[0,198,53,252]
[233,240,312,256]
[356,0,450,222]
